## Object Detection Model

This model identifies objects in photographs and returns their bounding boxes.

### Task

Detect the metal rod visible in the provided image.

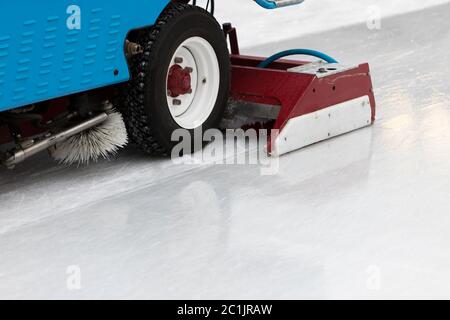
[3,113,108,168]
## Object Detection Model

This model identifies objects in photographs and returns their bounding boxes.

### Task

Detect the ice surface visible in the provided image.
[214,0,450,47]
[1,3,450,299]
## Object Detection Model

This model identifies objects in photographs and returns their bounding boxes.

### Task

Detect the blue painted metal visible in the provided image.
[0,0,306,113]
[0,0,170,112]
[254,0,304,9]
[254,0,277,9]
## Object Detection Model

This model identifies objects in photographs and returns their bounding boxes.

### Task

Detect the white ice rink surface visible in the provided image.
[1,3,450,299]
[214,0,450,47]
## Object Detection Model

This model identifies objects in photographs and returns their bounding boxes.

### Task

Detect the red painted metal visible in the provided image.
[224,23,375,152]
[0,126,11,144]
[230,55,376,126]
[0,98,69,145]
[229,55,376,152]
[167,64,193,97]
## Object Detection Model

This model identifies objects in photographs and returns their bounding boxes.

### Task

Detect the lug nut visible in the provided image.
[185,67,193,73]
[174,57,183,64]
[173,99,182,106]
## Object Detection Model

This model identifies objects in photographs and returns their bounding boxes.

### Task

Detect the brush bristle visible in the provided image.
[49,112,129,165]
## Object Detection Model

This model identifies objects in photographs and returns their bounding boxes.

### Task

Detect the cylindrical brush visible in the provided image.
[49,110,128,165]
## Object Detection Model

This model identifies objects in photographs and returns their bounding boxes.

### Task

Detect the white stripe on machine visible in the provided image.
[272,95,372,156]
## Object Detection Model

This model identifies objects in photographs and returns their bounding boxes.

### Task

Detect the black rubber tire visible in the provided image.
[123,2,230,155]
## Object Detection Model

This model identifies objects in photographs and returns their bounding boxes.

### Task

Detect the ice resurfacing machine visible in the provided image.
[0,0,375,167]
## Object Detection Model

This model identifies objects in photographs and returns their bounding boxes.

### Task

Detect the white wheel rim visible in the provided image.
[166,36,220,129]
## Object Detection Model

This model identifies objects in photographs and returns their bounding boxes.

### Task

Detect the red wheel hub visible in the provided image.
[167,65,192,98]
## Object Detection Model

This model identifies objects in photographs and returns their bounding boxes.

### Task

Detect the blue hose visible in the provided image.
[254,0,277,9]
[258,49,338,68]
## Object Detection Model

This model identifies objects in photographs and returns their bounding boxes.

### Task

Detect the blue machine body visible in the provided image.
[0,0,302,113]
[0,0,170,112]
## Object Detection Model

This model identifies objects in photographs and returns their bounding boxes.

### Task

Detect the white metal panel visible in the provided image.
[272,96,372,156]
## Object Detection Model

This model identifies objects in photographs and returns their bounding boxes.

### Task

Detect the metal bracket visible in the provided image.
[288,61,358,78]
